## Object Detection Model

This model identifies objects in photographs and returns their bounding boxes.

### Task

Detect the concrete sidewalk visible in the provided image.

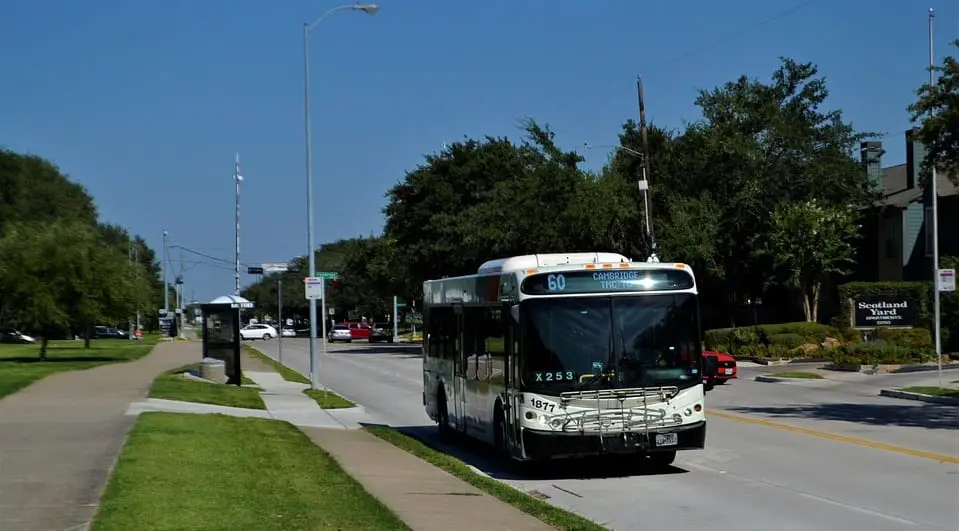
[0,340,197,531]
[304,428,554,531]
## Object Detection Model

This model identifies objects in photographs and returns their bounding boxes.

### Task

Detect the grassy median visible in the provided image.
[768,371,824,379]
[0,335,159,399]
[149,363,266,409]
[93,413,410,531]
[242,344,310,383]
[901,386,959,399]
[365,426,606,531]
[304,388,355,409]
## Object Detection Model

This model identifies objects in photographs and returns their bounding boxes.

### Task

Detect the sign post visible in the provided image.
[262,263,291,368]
[937,269,955,388]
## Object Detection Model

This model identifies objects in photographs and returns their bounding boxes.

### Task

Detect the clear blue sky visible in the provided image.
[1,0,955,302]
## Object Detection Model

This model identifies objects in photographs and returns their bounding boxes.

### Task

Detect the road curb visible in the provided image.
[754,375,827,384]
[879,388,959,405]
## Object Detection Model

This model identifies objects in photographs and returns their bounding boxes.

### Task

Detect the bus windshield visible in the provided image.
[521,294,701,392]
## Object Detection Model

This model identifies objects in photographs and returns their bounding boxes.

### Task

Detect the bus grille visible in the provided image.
[548,407,682,433]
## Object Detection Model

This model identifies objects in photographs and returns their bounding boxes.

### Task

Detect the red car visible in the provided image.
[343,321,371,341]
[703,351,737,385]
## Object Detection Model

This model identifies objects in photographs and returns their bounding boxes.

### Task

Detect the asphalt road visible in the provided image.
[255,338,959,531]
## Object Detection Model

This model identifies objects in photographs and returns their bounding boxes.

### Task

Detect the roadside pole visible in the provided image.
[277,280,284,368]
[393,295,399,341]
[320,280,328,401]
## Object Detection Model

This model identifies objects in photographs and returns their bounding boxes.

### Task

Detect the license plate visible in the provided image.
[655,433,678,447]
[724,368,734,375]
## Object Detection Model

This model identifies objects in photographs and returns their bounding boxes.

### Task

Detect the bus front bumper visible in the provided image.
[520,420,706,461]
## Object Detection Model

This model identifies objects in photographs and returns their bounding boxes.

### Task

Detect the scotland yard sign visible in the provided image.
[852,295,916,329]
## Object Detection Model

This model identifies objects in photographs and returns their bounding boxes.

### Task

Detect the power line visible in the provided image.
[556,0,823,134]
[168,243,264,270]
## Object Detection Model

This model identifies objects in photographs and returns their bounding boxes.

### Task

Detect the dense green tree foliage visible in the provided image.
[908,39,959,180]
[242,58,876,328]
[0,150,164,353]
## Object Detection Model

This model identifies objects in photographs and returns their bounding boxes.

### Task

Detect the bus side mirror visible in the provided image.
[702,355,718,392]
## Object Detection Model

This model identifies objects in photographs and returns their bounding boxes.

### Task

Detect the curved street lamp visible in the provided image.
[303,4,379,389]
[583,142,658,262]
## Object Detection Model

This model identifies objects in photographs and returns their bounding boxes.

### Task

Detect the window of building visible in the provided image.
[925,207,934,257]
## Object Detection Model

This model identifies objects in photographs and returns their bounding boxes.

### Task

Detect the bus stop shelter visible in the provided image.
[199,294,254,386]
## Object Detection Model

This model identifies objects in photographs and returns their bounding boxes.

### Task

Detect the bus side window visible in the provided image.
[428,307,455,361]
[485,307,505,384]
[463,307,482,380]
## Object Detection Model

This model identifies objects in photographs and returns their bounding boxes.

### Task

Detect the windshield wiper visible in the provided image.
[577,333,615,389]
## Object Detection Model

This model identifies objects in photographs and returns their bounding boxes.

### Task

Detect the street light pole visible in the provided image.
[928,8,943,387]
[583,142,657,262]
[162,230,169,313]
[303,3,379,390]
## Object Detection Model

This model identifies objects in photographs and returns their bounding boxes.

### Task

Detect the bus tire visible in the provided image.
[493,406,507,455]
[647,450,677,468]
[437,390,452,440]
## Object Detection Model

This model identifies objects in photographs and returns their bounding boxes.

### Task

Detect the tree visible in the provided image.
[614,58,876,324]
[0,221,83,357]
[908,39,959,180]
[384,119,606,295]
[754,200,859,322]
[338,236,401,320]
[0,149,97,234]
[0,220,147,355]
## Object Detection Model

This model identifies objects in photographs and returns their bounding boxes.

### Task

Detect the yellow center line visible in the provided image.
[708,409,959,465]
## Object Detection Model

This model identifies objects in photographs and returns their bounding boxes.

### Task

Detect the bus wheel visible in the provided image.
[437,391,452,440]
[494,408,507,455]
[647,450,677,469]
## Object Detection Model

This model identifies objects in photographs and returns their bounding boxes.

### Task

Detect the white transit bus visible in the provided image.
[422,252,712,466]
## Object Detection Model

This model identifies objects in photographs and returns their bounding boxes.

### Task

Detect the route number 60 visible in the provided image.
[547,274,566,292]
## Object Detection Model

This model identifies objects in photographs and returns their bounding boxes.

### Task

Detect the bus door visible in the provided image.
[503,302,520,453]
[452,303,468,432]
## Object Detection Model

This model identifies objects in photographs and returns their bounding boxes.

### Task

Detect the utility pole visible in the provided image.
[636,74,658,262]
[128,242,134,340]
[234,153,243,296]
[162,230,169,313]
[928,8,943,387]
[133,245,140,335]
[176,275,185,339]
[277,280,284,367]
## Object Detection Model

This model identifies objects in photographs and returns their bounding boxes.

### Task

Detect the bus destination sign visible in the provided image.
[521,269,694,295]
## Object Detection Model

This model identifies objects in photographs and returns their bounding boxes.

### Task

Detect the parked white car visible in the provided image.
[281,327,296,337]
[327,324,352,343]
[240,324,277,341]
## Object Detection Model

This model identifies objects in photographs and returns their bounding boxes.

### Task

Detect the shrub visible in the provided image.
[704,322,839,352]
[767,333,805,349]
[825,343,931,366]
[874,328,933,349]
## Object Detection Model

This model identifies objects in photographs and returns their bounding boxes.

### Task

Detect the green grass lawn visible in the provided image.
[900,386,959,398]
[0,335,159,399]
[768,371,824,379]
[242,344,310,384]
[304,389,355,409]
[149,364,266,410]
[92,413,410,531]
[365,426,605,531]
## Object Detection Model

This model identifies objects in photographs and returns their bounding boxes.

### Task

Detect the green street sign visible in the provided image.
[314,272,340,280]
[396,303,407,308]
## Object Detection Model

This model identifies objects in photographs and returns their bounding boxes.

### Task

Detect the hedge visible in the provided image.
[825,342,934,366]
[836,281,931,330]
[704,321,933,360]
[704,322,840,352]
